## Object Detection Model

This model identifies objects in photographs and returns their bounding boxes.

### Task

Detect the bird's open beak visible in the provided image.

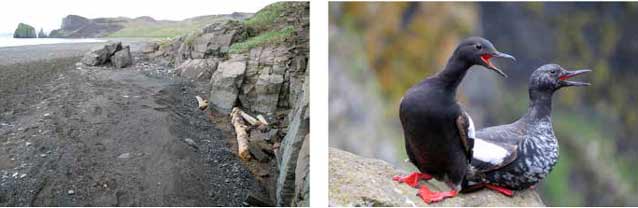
[559,69,591,87]
[480,51,516,78]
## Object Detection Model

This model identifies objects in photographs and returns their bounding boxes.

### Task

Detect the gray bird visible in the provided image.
[462,64,590,195]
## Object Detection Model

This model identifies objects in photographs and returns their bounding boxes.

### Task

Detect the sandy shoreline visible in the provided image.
[0,41,149,107]
[0,40,269,206]
[0,43,103,65]
[0,39,152,65]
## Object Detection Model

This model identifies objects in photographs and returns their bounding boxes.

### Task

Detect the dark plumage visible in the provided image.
[394,37,515,204]
[462,64,591,194]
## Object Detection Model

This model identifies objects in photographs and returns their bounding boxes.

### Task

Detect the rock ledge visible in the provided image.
[329,148,545,207]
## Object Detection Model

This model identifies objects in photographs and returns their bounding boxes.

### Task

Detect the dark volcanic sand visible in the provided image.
[0,43,264,206]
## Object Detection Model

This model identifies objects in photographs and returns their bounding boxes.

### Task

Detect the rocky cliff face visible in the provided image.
[49,13,253,38]
[143,2,310,206]
[145,1,308,117]
[13,23,36,38]
[60,15,91,31]
[329,148,546,207]
[49,15,125,38]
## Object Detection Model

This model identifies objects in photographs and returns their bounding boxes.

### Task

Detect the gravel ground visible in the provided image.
[0,42,265,206]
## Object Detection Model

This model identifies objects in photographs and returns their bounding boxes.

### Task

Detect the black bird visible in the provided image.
[461,64,591,195]
[394,37,515,204]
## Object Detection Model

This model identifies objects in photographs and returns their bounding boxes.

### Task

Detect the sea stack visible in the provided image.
[38,28,48,38]
[13,23,36,38]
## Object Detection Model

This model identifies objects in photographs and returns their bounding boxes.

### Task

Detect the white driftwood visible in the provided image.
[237,108,260,126]
[256,115,269,126]
[195,96,208,111]
[231,107,251,160]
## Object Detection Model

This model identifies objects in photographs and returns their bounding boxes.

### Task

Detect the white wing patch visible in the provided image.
[464,112,476,139]
[473,138,509,165]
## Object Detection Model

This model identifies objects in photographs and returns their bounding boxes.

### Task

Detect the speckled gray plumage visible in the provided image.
[463,64,586,190]
[468,116,559,190]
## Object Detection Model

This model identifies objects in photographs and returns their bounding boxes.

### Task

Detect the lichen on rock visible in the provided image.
[329,148,546,207]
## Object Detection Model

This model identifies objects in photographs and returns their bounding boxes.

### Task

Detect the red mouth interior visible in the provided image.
[559,72,576,81]
[481,54,495,68]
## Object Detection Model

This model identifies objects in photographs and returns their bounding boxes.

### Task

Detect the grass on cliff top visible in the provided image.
[228,2,295,54]
[107,15,230,38]
[228,26,294,54]
[243,2,287,31]
[109,25,201,38]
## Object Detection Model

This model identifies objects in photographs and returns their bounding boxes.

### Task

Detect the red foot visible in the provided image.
[392,172,433,187]
[485,184,514,196]
[417,185,458,204]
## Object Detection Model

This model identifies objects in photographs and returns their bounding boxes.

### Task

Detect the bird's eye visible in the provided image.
[550,70,556,74]
[475,44,482,50]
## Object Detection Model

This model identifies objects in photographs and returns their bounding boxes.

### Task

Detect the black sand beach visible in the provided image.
[0,42,265,206]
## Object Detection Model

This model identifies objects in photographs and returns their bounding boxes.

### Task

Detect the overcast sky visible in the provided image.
[0,0,278,34]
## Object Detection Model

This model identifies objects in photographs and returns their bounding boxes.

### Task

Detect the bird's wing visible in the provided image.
[399,96,419,166]
[456,111,475,162]
[470,123,524,172]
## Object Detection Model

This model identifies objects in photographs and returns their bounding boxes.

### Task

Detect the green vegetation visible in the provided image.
[109,25,200,38]
[228,26,294,53]
[183,31,201,47]
[243,2,287,32]
[541,150,583,206]
[227,2,300,53]
[108,15,230,38]
[158,38,173,48]
[525,2,545,17]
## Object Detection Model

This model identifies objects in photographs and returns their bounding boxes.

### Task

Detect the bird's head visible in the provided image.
[453,37,516,78]
[529,64,591,93]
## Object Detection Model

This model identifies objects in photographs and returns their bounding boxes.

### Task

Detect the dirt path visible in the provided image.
[0,53,263,206]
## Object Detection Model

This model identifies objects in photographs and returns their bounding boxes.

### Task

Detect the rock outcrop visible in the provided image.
[209,55,247,113]
[37,28,48,38]
[111,46,132,68]
[81,42,122,66]
[50,15,124,38]
[81,41,132,68]
[182,21,249,62]
[276,68,309,206]
[13,23,36,38]
[168,21,248,66]
[143,20,249,68]
[141,2,310,206]
[329,148,546,207]
[143,42,159,54]
[61,15,91,31]
[239,46,289,114]
[293,134,310,206]
[143,2,309,115]
[175,58,218,81]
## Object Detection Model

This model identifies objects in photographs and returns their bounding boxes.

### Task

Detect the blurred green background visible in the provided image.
[329,2,638,206]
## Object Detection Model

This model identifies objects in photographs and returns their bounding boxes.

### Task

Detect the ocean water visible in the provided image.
[0,35,105,48]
